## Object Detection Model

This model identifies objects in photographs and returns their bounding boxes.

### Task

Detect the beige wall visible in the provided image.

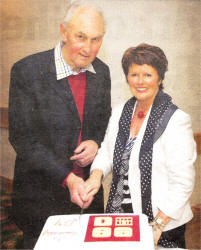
[0,0,200,205]
[1,0,68,108]
[1,0,200,131]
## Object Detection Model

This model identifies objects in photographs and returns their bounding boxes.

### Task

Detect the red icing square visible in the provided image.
[84,215,140,242]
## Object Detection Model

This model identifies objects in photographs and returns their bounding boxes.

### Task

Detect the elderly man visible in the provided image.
[9,1,111,249]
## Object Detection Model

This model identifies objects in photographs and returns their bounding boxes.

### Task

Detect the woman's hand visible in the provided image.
[150,223,163,250]
[84,169,103,202]
[150,210,172,249]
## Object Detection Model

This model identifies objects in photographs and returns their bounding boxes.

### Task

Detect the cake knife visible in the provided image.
[79,202,85,225]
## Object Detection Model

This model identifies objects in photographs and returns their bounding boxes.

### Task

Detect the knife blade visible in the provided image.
[80,205,84,215]
[79,202,85,225]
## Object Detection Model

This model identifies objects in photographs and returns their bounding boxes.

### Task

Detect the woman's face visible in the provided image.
[127,63,161,105]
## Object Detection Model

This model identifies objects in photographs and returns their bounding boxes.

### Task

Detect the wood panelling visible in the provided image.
[0,107,8,128]
[194,133,201,155]
[1,107,200,154]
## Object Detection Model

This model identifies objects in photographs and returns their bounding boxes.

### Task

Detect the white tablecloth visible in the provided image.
[34,214,155,250]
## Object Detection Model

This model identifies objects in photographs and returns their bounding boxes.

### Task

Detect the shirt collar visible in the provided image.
[54,42,96,80]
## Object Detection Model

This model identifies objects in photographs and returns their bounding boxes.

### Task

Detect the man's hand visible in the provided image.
[66,173,88,208]
[70,140,98,167]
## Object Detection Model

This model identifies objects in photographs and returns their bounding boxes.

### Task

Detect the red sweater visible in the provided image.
[63,72,87,186]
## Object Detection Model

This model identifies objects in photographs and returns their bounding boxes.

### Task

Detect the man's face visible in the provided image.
[60,8,105,72]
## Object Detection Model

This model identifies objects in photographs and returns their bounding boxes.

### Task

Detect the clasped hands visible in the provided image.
[66,140,102,209]
[66,169,102,209]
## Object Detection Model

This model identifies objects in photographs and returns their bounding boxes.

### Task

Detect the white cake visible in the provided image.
[34,214,155,250]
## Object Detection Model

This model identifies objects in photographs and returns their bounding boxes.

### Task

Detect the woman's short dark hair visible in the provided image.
[121,43,168,89]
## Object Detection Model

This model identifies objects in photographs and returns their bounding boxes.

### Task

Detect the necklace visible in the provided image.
[137,111,145,119]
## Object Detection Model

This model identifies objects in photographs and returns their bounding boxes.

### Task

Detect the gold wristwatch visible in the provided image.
[154,217,166,228]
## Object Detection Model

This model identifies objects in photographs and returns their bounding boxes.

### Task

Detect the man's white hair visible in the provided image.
[63,0,106,29]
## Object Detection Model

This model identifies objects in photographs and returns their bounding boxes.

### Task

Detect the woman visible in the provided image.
[84,44,196,248]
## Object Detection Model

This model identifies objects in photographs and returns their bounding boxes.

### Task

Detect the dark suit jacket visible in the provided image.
[9,49,111,233]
